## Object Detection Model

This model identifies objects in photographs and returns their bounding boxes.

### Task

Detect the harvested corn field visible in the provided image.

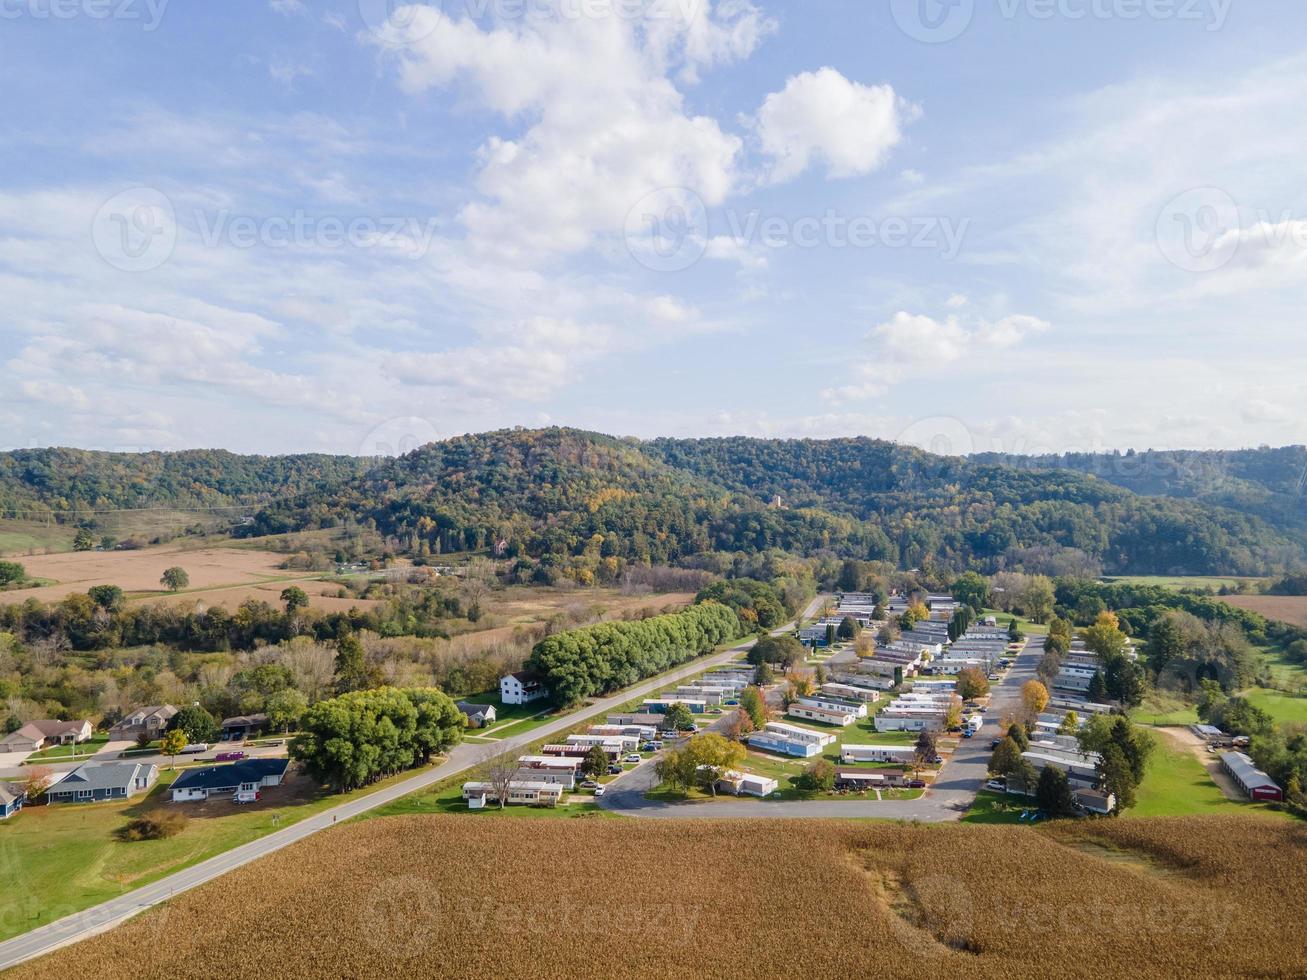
[13,815,1307,980]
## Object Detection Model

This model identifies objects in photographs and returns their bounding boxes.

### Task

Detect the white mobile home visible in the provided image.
[841,744,916,765]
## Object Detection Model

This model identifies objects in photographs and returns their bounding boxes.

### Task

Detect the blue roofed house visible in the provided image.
[170,758,290,803]
[45,762,158,804]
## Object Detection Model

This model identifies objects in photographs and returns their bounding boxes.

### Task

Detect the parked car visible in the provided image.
[904,779,926,788]
[180,743,209,754]
[990,739,1002,750]
[580,779,598,789]
[593,786,606,798]
[624,754,642,763]
[215,751,246,762]
[640,742,658,752]
[985,779,1007,792]
[607,764,623,775]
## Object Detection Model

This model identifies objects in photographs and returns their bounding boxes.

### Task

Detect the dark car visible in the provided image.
[607,764,623,775]
[905,779,926,788]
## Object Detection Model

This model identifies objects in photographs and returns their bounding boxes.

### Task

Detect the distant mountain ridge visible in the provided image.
[0,432,1303,575]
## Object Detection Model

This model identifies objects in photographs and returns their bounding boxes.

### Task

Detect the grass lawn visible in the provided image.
[962,790,1040,825]
[457,692,564,741]
[1102,574,1268,591]
[1259,646,1307,690]
[1131,693,1200,728]
[1127,734,1288,820]
[365,776,617,821]
[980,609,1047,637]
[0,765,434,941]
[1242,688,1307,726]
[25,734,111,763]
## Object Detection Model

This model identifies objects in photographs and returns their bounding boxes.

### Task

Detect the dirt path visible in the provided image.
[1157,726,1242,801]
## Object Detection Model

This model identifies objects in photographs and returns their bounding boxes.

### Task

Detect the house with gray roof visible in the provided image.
[0,784,25,820]
[455,701,498,728]
[45,762,158,805]
[108,705,178,741]
[0,719,93,754]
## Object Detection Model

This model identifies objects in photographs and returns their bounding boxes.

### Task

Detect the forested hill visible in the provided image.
[2,432,1302,575]
[973,446,1307,541]
[0,447,362,519]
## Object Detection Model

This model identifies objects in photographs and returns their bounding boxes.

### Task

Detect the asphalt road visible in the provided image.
[598,633,1040,821]
[0,595,829,972]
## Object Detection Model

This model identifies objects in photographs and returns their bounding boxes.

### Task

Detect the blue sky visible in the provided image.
[1,0,1305,457]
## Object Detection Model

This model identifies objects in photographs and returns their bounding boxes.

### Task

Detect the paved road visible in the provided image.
[0,595,829,972]
[598,633,1040,821]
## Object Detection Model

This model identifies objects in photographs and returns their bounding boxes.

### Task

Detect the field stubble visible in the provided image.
[12,815,1307,980]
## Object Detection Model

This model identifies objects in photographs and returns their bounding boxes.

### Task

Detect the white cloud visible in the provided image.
[752,68,915,183]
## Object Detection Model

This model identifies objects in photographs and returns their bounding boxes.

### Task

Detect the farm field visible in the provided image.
[1223,593,1307,628]
[0,766,430,943]
[0,545,294,607]
[14,814,1307,979]
[1103,575,1268,591]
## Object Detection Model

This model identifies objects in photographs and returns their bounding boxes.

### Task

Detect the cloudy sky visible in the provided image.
[1,0,1304,457]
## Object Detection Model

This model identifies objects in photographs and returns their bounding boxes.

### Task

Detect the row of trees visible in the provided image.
[289,687,464,791]
[525,601,741,706]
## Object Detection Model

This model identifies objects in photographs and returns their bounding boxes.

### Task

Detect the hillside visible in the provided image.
[976,446,1307,541]
[0,432,1302,575]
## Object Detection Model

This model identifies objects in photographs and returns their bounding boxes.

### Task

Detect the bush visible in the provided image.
[118,810,188,841]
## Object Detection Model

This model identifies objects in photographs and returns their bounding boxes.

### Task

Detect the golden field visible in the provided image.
[13,815,1307,980]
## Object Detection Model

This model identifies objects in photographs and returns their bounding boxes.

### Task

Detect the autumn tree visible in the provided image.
[161,729,188,769]
[956,667,990,700]
[1022,679,1050,716]
[739,686,768,729]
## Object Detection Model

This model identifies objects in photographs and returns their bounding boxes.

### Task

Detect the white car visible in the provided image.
[593,786,606,798]
[985,779,1007,792]
[624,754,642,763]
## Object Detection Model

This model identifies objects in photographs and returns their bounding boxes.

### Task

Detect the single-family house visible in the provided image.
[108,705,178,741]
[170,758,290,803]
[46,762,158,804]
[500,671,549,706]
[455,702,498,729]
[0,784,25,819]
[0,719,93,754]
[219,713,268,742]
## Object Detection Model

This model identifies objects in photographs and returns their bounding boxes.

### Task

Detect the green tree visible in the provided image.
[280,586,310,613]
[989,736,1023,776]
[0,562,25,586]
[160,567,190,592]
[1145,615,1185,677]
[87,584,125,611]
[168,704,218,743]
[583,744,609,779]
[1019,576,1056,624]
[72,529,95,551]
[1057,711,1080,735]
[1098,743,1135,811]
[792,758,836,796]
[1036,765,1075,816]
[914,730,939,767]
[1006,723,1029,752]
[951,571,990,612]
[1084,612,1129,660]
[266,688,308,733]
[334,632,371,694]
[1087,670,1108,702]
[160,728,188,770]
[661,702,696,732]
[1007,617,1024,643]
[748,634,806,670]
[836,616,860,641]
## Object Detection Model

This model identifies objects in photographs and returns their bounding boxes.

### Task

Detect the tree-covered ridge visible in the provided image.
[644,436,1299,574]
[0,447,363,519]
[975,445,1307,541]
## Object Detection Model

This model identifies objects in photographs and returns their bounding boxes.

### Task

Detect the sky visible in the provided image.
[1,0,1305,458]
